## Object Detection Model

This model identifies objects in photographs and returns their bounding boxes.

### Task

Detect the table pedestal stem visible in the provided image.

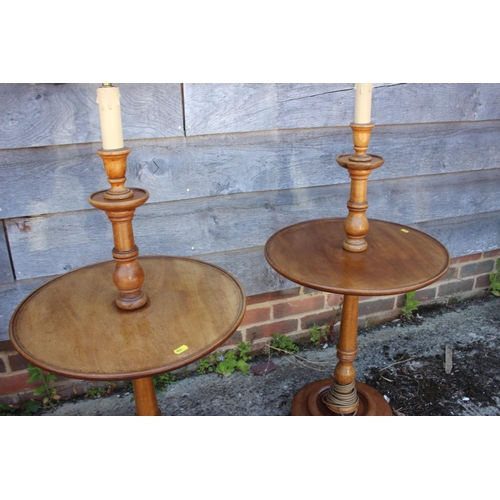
[323,294,360,414]
[290,289,393,416]
[265,218,450,416]
[133,377,160,416]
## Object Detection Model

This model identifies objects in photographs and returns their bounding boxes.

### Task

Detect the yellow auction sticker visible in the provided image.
[401,229,409,233]
[174,345,188,354]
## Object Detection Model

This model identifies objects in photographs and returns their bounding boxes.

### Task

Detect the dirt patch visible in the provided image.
[365,339,500,415]
[361,296,500,415]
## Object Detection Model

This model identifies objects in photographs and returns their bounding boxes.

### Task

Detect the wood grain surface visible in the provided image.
[0,83,183,150]
[1,120,499,220]
[0,222,13,284]
[184,83,500,136]
[265,218,450,296]
[1,83,499,345]
[5,168,498,280]
[9,256,245,380]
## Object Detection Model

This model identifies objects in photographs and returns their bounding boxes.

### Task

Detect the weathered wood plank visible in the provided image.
[6,168,500,280]
[373,83,500,125]
[184,83,500,136]
[7,209,114,280]
[411,211,500,258]
[184,83,352,136]
[0,83,184,150]
[2,210,498,342]
[0,221,13,284]
[200,246,296,299]
[0,275,53,342]
[2,120,500,219]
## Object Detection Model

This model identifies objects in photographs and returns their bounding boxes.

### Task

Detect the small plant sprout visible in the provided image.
[197,342,252,376]
[489,259,500,296]
[310,324,328,346]
[153,373,177,391]
[85,382,117,399]
[270,334,298,354]
[401,291,420,321]
[27,364,60,407]
[0,400,41,416]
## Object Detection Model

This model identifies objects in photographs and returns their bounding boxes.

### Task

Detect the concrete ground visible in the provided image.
[43,295,500,416]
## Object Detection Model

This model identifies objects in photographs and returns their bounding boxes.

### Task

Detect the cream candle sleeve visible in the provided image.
[96,85,124,150]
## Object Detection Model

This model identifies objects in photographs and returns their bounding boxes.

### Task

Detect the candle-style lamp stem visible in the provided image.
[323,89,384,413]
[97,148,133,200]
[89,148,149,310]
[336,123,384,252]
[265,83,449,416]
[90,83,148,311]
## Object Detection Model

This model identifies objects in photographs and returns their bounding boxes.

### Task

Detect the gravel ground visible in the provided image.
[42,295,500,416]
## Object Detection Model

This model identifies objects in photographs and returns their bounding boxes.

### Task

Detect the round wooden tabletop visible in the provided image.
[10,256,246,381]
[265,218,450,296]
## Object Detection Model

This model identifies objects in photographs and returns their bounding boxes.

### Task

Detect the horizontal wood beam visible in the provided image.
[0,83,184,150]
[184,83,500,136]
[1,120,499,219]
[5,168,500,280]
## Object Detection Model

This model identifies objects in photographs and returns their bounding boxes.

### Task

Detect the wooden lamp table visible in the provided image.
[9,256,246,416]
[265,218,450,416]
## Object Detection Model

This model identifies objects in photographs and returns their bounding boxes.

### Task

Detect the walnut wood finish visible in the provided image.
[89,188,149,310]
[89,148,148,310]
[133,378,161,416]
[10,256,246,415]
[10,143,247,416]
[265,218,450,416]
[97,148,134,200]
[333,295,359,386]
[291,380,393,416]
[265,219,450,296]
[10,256,245,379]
[336,123,384,252]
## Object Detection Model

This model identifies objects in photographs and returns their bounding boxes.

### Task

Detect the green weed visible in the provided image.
[27,364,60,407]
[84,382,117,399]
[401,291,419,320]
[0,400,41,416]
[153,373,177,392]
[489,259,500,297]
[270,334,298,354]
[197,357,216,374]
[310,301,342,346]
[197,342,252,376]
[310,323,329,346]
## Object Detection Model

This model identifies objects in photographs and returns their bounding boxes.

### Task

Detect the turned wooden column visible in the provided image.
[322,295,360,414]
[334,295,359,384]
[323,123,384,414]
[88,148,149,310]
[133,378,160,416]
[336,124,384,252]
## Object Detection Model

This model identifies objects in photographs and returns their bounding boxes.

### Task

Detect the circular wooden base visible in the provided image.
[291,379,393,416]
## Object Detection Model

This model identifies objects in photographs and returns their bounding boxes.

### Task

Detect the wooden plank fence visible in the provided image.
[0,83,184,149]
[2,120,499,220]
[1,83,499,341]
